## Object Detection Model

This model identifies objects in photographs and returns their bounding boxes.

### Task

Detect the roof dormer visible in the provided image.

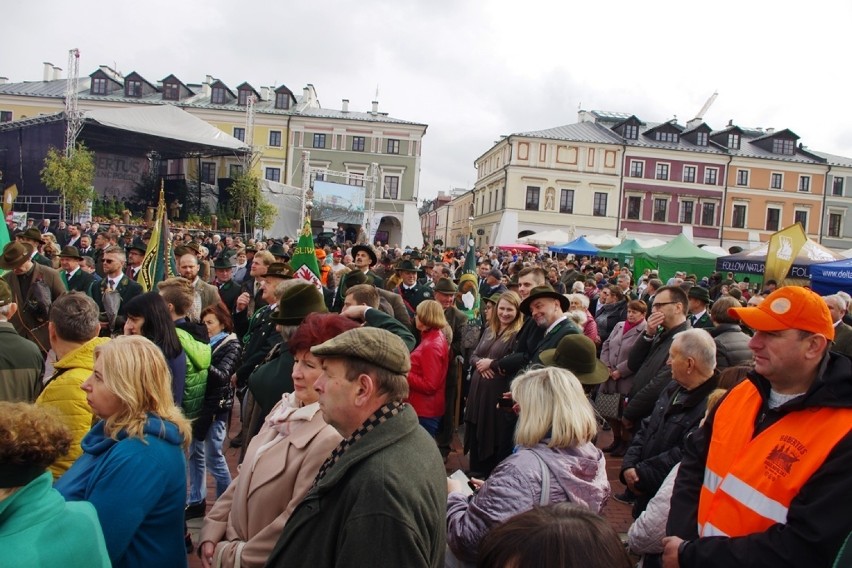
[123,71,157,98]
[751,128,800,156]
[710,125,745,150]
[160,74,194,101]
[273,85,295,110]
[236,82,260,106]
[644,120,682,144]
[611,115,642,140]
[681,122,712,147]
[88,68,123,96]
[210,80,235,105]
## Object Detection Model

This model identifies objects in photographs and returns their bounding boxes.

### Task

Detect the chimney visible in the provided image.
[766,128,775,135]
[341,98,349,112]
[43,62,54,81]
[260,86,269,101]
[371,100,378,115]
[577,110,595,123]
[52,66,62,81]
[0,77,7,85]
[203,75,212,97]
[686,118,703,130]
[303,87,310,100]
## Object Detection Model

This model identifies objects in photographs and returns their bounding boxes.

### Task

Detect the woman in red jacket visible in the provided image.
[408,300,451,436]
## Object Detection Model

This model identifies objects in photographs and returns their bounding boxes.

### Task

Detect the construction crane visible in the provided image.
[242,93,258,171]
[692,91,718,123]
[64,48,82,158]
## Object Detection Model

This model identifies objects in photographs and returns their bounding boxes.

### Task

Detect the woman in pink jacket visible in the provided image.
[598,299,647,456]
[408,300,451,436]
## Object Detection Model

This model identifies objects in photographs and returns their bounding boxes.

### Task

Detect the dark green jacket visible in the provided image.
[176,328,211,420]
[0,322,44,402]
[265,405,447,568]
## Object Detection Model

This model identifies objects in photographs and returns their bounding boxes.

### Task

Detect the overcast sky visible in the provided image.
[4,0,851,202]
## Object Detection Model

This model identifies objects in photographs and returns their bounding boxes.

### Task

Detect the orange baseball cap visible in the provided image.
[728,286,835,340]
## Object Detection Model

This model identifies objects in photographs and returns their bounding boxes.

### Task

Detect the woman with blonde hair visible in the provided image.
[408,299,451,435]
[55,335,192,568]
[448,366,610,565]
[463,291,524,477]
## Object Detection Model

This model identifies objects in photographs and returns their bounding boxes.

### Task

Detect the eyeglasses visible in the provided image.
[651,301,678,310]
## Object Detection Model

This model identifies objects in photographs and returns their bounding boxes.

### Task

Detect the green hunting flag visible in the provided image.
[290,217,322,289]
[456,234,479,320]
[139,184,177,292]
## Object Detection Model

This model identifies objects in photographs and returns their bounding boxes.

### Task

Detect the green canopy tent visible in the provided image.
[598,238,645,265]
[633,234,720,282]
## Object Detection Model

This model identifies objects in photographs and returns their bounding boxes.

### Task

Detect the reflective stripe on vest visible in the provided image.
[698,380,852,538]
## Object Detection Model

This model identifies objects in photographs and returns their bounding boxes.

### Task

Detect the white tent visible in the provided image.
[584,234,622,248]
[634,237,667,249]
[700,245,728,256]
[261,180,302,238]
[520,229,573,244]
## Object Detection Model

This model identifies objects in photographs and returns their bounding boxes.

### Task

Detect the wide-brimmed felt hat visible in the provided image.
[312,327,410,375]
[270,281,328,325]
[482,293,502,306]
[213,256,235,269]
[345,270,373,287]
[57,245,83,260]
[395,259,419,273]
[729,286,835,341]
[519,286,570,315]
[175,241,201,257]
[264,262,293,280]
[268,243,289,259]
[126,239,147,254]
[539,334,610,385]
[16,227,44,244]
[433,278,457,294]
[687,286,711,304]
[351,244,377,267]
[271,281,328,326]
[0,241,34,269]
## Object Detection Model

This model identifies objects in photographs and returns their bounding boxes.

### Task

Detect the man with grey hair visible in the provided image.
[0,278,44,403]
[89,245,142,336]
[620,328,720,518]
[266,326,447,568]
[823,293,852,357]
[37,292,109,478]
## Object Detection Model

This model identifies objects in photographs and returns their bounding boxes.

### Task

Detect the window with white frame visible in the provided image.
[626,196,641,220]
[559,189,574,214]
[269,131,282,147]
[732,204,747,228]
[593,193,607,216]
[656,163,670,181]
[228,164,243,178]
[653,198,668,222]
[233,127,245,142]
[0,111,12,123]
[313,133,326,149]
[727,133,740,149]
[91,77,108,95]
[736,169,749,186]
[799,175,811,193]
[386,139,400,154]
[624,124,638,139]
[680,201,693,224]
[265,167,281,182]
[794,210,808,230]
[771,172,783,190]
[772,139,795,155]
[525,186,540,210]
[695,132,708,146]
[833,177,844,196]
[704,167,718,185]
[383,176,400,199]
[200,162,216,184]
[629,160,644,178]
[352,136,366,152]
[828,213,843,237]
[701,202,716,226]
[766,208,781,231]
[683,165,696,183]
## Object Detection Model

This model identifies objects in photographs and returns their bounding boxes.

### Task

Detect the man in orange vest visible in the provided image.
[663,286,852,568]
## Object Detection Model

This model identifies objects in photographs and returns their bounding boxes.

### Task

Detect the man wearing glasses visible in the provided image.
[614,286,691,479]
[90,245,142,337]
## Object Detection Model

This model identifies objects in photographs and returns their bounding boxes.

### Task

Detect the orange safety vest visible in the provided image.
[698,380,852,538]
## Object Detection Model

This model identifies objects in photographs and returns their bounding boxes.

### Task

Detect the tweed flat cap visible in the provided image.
[311,327,411,375]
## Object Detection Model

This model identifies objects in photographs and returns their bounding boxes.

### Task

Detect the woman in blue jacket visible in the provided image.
[55,335,192,568]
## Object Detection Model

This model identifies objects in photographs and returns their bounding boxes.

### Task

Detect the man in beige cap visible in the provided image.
[0,278,44,402]
[0,241,66,354]
[266,327,447,568]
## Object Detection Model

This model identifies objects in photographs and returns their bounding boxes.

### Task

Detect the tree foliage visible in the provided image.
[40,143,96,219]
[227,171,276,232]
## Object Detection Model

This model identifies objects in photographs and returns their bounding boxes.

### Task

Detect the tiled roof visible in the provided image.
[811,150,852,168]
[294,106,426,126]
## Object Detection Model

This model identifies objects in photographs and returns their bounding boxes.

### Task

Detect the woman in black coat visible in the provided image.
[595,285,628,344]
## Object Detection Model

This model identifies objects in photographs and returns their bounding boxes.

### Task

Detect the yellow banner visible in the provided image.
[2,184,18,215]
[764,223,808,285]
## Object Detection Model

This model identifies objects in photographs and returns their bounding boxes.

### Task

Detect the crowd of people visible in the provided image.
[1,216,851,568]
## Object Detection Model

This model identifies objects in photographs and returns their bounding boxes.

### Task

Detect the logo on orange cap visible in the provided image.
[728,286,835,340]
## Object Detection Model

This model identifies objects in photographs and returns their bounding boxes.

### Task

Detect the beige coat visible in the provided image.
[199,403,341,568]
